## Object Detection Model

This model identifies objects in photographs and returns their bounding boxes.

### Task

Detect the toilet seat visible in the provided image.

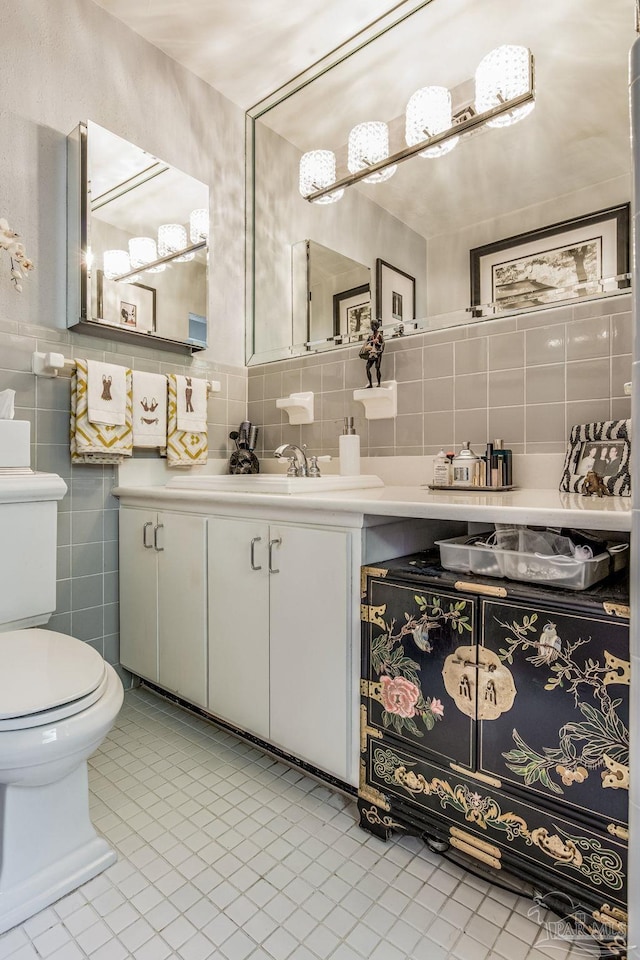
[0,629,107,731]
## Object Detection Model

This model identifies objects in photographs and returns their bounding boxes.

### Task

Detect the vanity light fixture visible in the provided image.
[299,150,344,204]
[158,223,194,261]
[189,208,209,243]
[301,45,535,203]
[405,86,459,157]
[103,248,131,280]
[475,44,535,127]
[347,122,396,182]
[128,237,166,273]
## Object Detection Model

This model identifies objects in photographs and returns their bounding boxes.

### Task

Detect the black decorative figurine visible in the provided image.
[360,319,385,387]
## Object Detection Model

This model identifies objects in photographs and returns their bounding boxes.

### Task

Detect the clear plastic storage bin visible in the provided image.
[436,534,628,590]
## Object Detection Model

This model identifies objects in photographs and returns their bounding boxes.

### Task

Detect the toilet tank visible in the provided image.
[0,473,68,630]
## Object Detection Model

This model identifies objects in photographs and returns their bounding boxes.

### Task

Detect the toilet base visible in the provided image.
[0,763,116,933]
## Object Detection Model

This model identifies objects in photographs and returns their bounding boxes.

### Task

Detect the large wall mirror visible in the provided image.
[68,121,209,352]
[247,0,633,365]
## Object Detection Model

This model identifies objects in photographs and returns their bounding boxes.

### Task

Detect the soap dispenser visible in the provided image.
[339,417,360,476]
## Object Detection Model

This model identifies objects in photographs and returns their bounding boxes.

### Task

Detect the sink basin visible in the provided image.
[166,474,384,494]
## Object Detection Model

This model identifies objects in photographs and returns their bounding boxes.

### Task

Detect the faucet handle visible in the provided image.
[285,456,298,477]
[308,454,331,477]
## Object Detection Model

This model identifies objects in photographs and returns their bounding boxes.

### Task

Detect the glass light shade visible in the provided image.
[348,122,396,183]
[405,86,459,158]
[475,44,534,128]
[158,223,193,262]
[298,150,344,204]
[189,208,209,243]
[128,236,165,273]
[103,249,130,280]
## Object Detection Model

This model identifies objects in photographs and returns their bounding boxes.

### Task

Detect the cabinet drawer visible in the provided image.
[480,599,629,827]
[362,735,627,910]
[362,575,475,768]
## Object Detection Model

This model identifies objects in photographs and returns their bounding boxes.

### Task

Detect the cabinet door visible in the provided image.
[362,575,475,768]
[208,517,270,738]
[119,506,158,682]
[480,598,629,827]
[157,512,208,708]
[269,524,351,780]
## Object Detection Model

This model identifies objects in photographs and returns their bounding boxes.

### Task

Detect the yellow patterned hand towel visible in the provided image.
[70,358,133,463]
[166,374,208,466]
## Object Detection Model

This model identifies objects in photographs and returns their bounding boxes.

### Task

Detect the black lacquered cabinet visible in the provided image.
[360,553,629,951]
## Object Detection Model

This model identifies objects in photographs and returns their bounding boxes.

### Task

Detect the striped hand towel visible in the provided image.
[165,374,208,466]
[70,358,133,463]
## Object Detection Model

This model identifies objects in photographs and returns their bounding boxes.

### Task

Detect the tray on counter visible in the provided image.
[426,484,516,492]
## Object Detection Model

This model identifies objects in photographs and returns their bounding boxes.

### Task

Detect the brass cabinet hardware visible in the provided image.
[450,826,501,859]
[449,835,502,869]
[454,580,507,598]
[360,604,386,626]
[450,764,502,788]
[603,602,630,619]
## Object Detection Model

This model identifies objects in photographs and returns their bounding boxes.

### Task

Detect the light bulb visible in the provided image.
[405,86,459,158]
[128,237,165,273]
[103,249,130,280]
[158,223,193,262]
[475,44,534,128]
[189,209,209,243]
[299,150,344,204]
[347,122,396,183]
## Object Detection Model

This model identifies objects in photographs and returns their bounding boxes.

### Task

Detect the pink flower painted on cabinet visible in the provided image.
[380,675,420,718]
[430,698,445,718]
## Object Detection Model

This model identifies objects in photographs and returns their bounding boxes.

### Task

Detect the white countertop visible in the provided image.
[112,482,631,532]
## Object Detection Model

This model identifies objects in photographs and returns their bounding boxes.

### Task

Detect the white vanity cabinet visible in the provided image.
[119,506,208,708]
[208,516,353,783]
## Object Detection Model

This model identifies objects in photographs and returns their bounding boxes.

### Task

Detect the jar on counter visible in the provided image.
[452,441,479,486]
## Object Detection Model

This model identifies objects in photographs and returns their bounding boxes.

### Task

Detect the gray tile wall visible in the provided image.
[248,296,632,460]
[0,317,246,677]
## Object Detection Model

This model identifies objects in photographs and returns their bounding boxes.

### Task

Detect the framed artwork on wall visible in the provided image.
[560,419,631,497]
[470,204,630,317]
[375,259,416,326]
[333,284,372,337]
[97,270,157,333]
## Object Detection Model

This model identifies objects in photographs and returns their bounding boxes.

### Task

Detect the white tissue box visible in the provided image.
[0,420,31,468]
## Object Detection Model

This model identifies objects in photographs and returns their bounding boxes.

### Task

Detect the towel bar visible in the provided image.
[31,352,221,395]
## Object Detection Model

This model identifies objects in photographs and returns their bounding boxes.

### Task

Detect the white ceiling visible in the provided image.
[90,0,411,109]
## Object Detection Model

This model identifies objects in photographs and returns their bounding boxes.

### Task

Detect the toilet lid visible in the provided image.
[0,629,106,720]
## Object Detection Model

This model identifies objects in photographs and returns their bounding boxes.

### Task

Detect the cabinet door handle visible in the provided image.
[269,537,282,573]
[154,522,164,551]
[143,521,154,549]
[250,536,262,570]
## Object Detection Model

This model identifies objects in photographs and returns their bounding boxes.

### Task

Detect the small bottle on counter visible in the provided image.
[339,416,360,476]
[432,449,451,486]
[452,441,479,486]
[494,439,513,486]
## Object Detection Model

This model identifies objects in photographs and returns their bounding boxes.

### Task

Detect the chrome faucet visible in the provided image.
[274,443,308,477]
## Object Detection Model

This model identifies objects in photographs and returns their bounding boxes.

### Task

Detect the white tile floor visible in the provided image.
[0,688,605,960]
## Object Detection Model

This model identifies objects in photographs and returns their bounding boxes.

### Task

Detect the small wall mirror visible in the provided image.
[292,240,372,348]
[247,0,633,365]
[67,121,209,352]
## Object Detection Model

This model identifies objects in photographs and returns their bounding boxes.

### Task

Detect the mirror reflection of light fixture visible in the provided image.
[347,122,396,182]
[299,150,344,204]
[299,45,534,203]
[129,236,166,273]
[103,249,130,279]
[405,87,459,157]
[475,44,535,127]
[189,208,209,243]
[158,223,194,261]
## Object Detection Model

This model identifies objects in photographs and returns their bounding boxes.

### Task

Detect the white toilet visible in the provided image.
[0,458,124,933]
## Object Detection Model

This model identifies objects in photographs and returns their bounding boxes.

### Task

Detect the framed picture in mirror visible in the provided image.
[333,284,372,337]
[97,270,157,333]
[376,259,416,326]
[470,204,630,316]
[559,419,631,497]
